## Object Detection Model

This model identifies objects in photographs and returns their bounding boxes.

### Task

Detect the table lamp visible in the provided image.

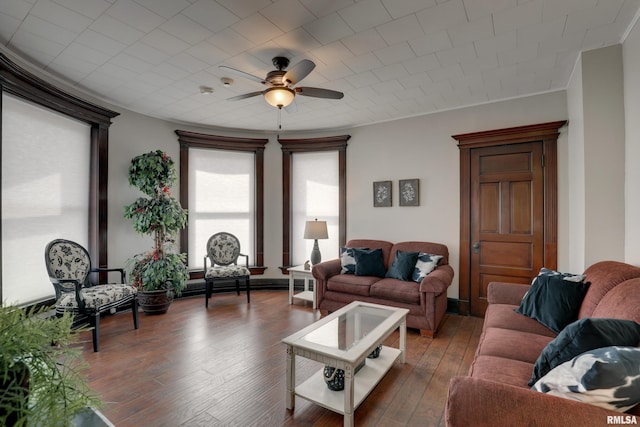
[304,218,328,265]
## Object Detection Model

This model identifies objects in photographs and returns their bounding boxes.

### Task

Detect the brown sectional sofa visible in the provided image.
[445,261,640,426]
[312,239,454,337]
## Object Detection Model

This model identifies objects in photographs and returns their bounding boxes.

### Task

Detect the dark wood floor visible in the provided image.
[79,291,483,426]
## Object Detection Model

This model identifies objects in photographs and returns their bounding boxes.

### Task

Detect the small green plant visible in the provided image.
[124,150,188,295]
[0,304,100,426]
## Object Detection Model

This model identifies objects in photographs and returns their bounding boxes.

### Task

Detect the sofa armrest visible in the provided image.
[419,265,454,295]
[446,376,624,427]
[312,259,342,281]
[487,282,530,305]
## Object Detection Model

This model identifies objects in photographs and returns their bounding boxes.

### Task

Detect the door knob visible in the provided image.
[473,242,480,253]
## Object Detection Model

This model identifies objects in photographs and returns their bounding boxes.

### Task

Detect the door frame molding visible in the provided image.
[452,121,566,316]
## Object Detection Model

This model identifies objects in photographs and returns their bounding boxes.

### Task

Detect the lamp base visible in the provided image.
[310,239,322,265]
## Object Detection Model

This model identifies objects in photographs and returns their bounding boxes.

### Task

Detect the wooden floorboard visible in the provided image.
[78,291,483,426]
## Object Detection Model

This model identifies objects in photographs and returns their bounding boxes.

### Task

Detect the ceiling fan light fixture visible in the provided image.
[264,87,295,108]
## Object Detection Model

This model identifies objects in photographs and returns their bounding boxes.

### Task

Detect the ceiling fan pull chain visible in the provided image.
[278,107,282,130]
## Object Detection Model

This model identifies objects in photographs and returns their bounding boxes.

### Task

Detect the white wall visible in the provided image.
[106,91,568,301]
[624,17,640,263]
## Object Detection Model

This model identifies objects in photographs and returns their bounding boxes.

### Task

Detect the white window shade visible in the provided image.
[292,151,339,266]
[2,93,90,306]
[188,148,255,270]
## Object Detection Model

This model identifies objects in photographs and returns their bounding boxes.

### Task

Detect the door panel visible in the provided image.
[470,142,544,316]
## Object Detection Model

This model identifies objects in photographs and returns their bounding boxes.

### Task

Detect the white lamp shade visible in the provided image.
[263,87,295,108]
[304,220,328,239]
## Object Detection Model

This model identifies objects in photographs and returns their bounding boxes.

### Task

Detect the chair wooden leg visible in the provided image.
[235,279,240,296]
[205,279,211,308]
[92,313,100,352]
[132,298,139,329]
[246,277,250,304]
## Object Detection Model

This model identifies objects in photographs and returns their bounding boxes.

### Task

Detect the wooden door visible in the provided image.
[454,121,565,317]
[470,143,543,315]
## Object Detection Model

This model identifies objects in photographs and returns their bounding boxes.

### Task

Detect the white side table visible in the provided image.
[288,265,316,309]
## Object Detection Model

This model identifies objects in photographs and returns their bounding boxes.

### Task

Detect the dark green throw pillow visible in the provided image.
[529,318,640,386]
[385,250,420,281]
[515,274,590,333]
[354,248,386,277]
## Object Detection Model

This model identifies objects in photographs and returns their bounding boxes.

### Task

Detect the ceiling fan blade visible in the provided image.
[283,59,315,86]
[295,87,344,99]
[219,65,266,85]
[227,91,264,101]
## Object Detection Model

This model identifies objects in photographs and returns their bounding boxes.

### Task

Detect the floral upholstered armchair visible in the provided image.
[204,232,250,308]
[44,239,139,351]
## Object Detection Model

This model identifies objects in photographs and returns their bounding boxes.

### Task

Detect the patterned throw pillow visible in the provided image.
[533,267,586,284]
[340,247,367,274]
[532,346,640,412]
[412,253,443,283]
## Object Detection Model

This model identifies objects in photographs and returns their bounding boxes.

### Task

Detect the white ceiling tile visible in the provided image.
[408,30,452,56]
[381,0,436,19]
[106,0,165,33]
[124,41,169,65]
[260,0,316,32]
[343,52,383,73]
[93,61,138,80]
[345,71,379,88]
[273,28,322,51]
[515,55,555,75]
[216,0,272,19]
[20,14,78,46]
[427,63,463,81]
[474,31,516,57]
[372,63,408,81]
[89,14,145,45]
[0,0,32,20]
[516,18,565,45]
[497,43,538,66]
[565,0,624,35]
[299,0,354,18]
[9,30,64,63]
[416,0,467,35]
[165,52,210,73]
[541,0,597,21]
[402,54,439,74]
[376,14,424,46]
[142,29,190,56]
[493,1,543,35]
[313,61,353,80]
[207,28,254,56]
[304,13,353,44]
[373,42,415,65]
[160,14,212,45]
[75,29,127,56]
[310,41,353,64]
[338,0,392,32]
[0,13,22,44]
[435,43,476,67]
[47,60,95,83]
[132,0,190,19]
[181,0,239,33]
[110,51,155,73]
[341,29,387,56]
[231,13,283,45]
[399,71,432,88]
[460,54,499,75]
[50,0,113,19]
[462,0,517,21]
[581,23,627,50]
[152,61,193,80]
[32,0,92,33]
[186,40,231,65]
[447,16,494,47]
[59,41,111,65]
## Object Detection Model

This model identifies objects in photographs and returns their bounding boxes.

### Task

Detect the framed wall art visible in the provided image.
[373,180,392,207]
[399,179,420,206]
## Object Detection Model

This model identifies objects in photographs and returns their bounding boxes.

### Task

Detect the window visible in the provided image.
[279,135,350,270]
[0,54,118,306]
[175,131,267,275]
[291,151,339,265]
[188,148,255,270]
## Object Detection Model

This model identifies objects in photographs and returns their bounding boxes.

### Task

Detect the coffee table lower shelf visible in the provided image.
[294,346,401,414]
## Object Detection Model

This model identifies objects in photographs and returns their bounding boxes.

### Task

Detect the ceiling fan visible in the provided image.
[219,56,344,109]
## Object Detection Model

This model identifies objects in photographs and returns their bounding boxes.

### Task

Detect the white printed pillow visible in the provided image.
[340,247,367,274]
[533,267,586,285]
[412,253,443,283]
[532,346,640,412]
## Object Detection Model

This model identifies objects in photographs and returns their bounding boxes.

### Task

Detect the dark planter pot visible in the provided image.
[137,289,174,315]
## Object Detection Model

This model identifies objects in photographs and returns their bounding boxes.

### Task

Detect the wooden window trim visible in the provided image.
[278,135,350,273]
[174,130,268,277]
[0,53,118,294]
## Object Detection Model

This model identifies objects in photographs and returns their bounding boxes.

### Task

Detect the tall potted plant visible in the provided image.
[124,150,188,314]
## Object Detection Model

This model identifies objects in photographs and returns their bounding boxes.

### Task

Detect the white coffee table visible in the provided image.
[288,265,316,309]
[282,301,408,427]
